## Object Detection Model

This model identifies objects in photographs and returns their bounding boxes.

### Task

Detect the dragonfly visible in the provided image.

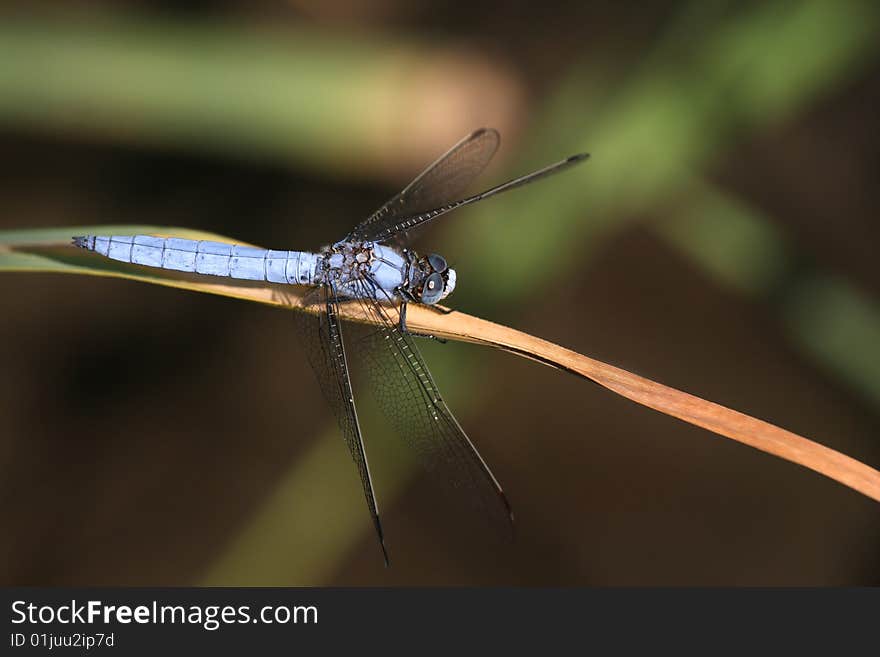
[73,128,588,565]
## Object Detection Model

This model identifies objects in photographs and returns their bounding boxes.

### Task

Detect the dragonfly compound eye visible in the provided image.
[427,253,448,273]
[420,272,445,304]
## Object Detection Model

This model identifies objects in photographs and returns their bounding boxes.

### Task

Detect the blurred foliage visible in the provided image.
[786,277,880,405]
[0,16,396,168]
[451,0,879,305]
[660,183,880,407]
[1,0,878,584]
[0,12,521,178]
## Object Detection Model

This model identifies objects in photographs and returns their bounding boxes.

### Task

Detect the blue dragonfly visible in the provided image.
[74,129,588,564]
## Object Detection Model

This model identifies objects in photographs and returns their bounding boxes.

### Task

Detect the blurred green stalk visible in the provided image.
[660,182,880,406]
[0,13,516,177]
[201,424,411,585]
[0,18,354,167]
[451,0,879,308]
[785,277,880,404]
[200,349,480,584]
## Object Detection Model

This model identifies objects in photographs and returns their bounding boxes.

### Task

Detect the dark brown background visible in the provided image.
[1,1,878,585]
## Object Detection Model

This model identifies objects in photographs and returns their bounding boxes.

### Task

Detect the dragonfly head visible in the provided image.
[417,253,456,304]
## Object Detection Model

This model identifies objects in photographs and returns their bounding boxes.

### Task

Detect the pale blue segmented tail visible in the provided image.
[72,234,319,285]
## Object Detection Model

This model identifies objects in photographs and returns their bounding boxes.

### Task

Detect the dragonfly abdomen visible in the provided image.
[73,234,319,285]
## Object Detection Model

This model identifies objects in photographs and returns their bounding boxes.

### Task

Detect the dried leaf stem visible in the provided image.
[3,229,879,504]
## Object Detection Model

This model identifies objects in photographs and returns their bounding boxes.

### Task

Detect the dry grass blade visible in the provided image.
[404,309,880,504]
[3,226,879,504]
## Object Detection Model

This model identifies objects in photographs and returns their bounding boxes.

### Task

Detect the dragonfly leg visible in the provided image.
[399,300,409,332]
[398,300,447,342]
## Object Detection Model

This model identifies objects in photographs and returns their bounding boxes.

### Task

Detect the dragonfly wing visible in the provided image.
[349,128,589,244]
[361,153,590,244]
[349,277,514,537]
[347,128,501,243]
[293,284,389,565]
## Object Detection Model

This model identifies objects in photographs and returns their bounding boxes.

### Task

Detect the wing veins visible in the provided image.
[353,279,514,532]
[294,284,390,565]
[358,152,589,243]
[348,128,501,243]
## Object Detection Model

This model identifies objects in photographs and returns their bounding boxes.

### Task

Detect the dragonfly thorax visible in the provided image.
[319,240,455,304]
[319,240,374,284]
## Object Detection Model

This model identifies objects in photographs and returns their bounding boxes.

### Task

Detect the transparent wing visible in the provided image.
[349,129,589,244]
[349,277,514,536]
[347,128,501,243]
[363,153,590,244]
[293,284,389,565]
